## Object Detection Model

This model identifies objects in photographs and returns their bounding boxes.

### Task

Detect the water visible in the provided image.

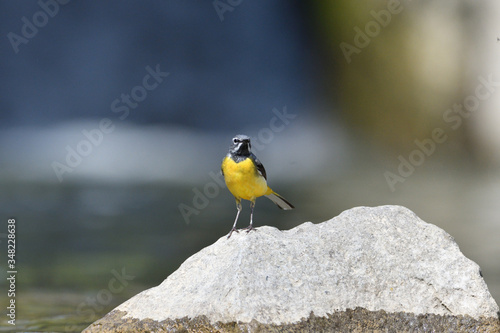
[1,161,499,332]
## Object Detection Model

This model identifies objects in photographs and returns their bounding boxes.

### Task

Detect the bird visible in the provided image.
[221,134,294,238]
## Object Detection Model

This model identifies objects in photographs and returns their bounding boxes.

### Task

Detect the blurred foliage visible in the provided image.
[311,1,465,151]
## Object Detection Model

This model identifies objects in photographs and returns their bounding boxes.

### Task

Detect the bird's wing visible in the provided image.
[251,154,267,180]
[221,156,227,176]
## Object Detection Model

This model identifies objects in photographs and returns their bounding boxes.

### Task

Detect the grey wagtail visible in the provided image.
[221,134,294,238]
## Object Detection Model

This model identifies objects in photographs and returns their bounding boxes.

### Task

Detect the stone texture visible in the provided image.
[83,205,500,332]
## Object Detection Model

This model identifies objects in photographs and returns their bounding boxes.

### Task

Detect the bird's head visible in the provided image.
[229,134,251,155]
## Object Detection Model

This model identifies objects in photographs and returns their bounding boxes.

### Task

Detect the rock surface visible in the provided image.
[83,205,500,332]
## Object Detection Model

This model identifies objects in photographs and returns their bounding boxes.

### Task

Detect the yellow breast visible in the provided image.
[222,156,268,200]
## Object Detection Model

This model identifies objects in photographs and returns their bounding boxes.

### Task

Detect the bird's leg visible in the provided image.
[227,200,242,239]
[243,200,256,233]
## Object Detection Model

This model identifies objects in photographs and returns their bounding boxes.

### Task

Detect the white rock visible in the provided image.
[116,205,499,324]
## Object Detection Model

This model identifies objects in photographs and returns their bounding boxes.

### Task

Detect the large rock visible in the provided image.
[83,205,500,332]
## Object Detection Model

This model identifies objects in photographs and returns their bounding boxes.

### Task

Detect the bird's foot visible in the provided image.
[242,225,256,233]
[227,227,239,239]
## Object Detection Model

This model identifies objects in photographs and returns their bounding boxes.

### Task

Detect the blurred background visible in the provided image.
[1,0,500,331]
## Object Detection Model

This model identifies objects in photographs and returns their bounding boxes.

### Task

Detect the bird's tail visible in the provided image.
[265,189,294,210]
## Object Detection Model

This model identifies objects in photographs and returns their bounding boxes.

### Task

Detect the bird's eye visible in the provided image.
[233,138,239,144]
